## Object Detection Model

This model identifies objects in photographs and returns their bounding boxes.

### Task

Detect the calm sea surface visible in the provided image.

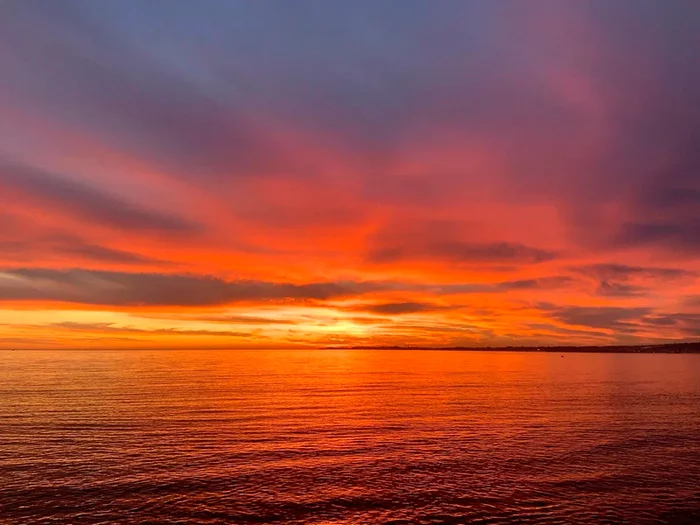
[2,350,700,524]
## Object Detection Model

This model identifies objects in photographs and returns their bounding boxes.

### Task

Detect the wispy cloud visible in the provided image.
[0,269,384,307]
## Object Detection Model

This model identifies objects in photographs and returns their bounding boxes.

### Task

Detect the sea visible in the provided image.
[2,349,700,524]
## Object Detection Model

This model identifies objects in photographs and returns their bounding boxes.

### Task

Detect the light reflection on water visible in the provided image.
[2,350,700,524]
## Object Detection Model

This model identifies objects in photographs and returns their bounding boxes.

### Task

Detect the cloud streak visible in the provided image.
[0,161,199,234]
[0,269,383,307]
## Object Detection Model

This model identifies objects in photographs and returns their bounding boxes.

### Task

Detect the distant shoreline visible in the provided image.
[321,342,700,353]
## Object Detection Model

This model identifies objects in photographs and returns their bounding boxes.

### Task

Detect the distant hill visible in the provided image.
[322,342,700,353]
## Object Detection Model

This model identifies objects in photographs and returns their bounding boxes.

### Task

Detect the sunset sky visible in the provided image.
[1,0,700,349]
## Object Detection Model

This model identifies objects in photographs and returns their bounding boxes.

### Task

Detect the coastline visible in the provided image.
[322,342,700,353]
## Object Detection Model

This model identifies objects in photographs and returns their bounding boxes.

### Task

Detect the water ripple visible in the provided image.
[2,350,700,525]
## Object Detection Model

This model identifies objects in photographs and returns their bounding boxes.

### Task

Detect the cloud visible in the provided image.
[0,268,382,307]
[496,277,574,291]
[525,322,610,338]
[640,313,700,337]
[365,219,559,269]
[682,296,700,309]
[349,302,455,315]
[572,264,693,281]
[136,313,296,325]
[0,268,588,311]
[616,221,700,255]
[0,235,158,266]
[50,241,157,265]
[369,240,556,265]
[533,305,700,341]
[0,336,61,346]
[0,161,199,234]
[540,304,652,330]
[430,276,573,295]
[594,281,646,298]
[0,3,292,184]
[570,264,695,298]
[45,322,250,338]
[179,315,294,325]
[346,316,392,325]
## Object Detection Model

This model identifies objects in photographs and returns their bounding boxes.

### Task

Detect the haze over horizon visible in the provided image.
[2,1,700,349]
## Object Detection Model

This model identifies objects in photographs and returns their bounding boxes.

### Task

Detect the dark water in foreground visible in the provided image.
[2,350,700,525]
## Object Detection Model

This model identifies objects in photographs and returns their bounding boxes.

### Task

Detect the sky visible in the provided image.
[1,0,700,349]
